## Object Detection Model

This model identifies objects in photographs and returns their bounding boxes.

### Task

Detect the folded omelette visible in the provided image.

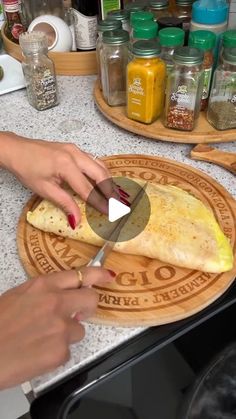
[27,182,233,273]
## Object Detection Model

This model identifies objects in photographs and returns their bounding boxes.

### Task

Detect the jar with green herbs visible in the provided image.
[19,32,58,111]
[164,46,204,131]
[188,30,216,110]
[100,29,130,106]
[207,48,236,130]
[97,19,122,89]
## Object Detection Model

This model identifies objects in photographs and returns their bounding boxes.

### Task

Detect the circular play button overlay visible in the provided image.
[85,177,151,243]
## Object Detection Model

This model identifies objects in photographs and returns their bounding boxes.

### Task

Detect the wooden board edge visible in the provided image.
[89,277,236,327]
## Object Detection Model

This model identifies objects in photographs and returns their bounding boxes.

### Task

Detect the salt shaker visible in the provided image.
[19,32,59,111]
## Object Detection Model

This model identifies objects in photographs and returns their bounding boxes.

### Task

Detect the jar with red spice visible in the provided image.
[164,46,204,131]
[189,30,216,110]
[3,0,25,43]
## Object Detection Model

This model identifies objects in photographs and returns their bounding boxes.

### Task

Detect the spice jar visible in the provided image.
[159,27,185,74]
[130,10,154,28]
[148,0,171,21]
[207,48,236,130]
[19,32,59,111]
[107,9,130,32]
[189,30,216,110]
[124,1,147,14]
[174,0,193,29]
[3,0,26,43]
[219,30,236,64]
[97,19,122,88]
[127,40,166,123]
[100,29,129,106]
[164,46,204,131]
[132,20,158,43]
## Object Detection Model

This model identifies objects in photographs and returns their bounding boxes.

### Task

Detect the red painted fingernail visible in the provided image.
[68,214,76,230]
[108,269,117,277]
[118,188,130,198]
[120,197,131,207]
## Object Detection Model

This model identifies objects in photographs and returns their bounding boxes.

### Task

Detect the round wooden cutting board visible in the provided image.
[17,155,236,327]
[94,80,236,144]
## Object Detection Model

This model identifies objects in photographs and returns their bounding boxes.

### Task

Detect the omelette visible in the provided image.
[27,182,234,273]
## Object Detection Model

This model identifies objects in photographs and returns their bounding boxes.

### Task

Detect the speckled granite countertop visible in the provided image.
[0,76,235,395]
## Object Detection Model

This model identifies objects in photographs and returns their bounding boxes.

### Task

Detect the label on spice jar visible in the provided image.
[73,9,97,50]
[202,68,212,100]
[170,85,195,109]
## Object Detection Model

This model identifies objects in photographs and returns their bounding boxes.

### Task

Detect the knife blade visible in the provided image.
[87,182,147,267]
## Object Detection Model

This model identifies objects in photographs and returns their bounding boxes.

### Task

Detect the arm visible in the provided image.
[0,267,115,389]
[0,131,123,228]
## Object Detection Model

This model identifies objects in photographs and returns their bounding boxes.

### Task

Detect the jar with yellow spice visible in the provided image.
[127,40,166,124]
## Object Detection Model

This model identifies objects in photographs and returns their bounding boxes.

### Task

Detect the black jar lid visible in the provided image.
[156,16,183,30]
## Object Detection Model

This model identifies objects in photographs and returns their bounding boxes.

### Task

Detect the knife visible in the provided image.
[87,182,147,267]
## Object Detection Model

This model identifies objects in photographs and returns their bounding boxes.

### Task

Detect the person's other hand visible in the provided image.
[1,134,128,228]
[0,267,115,389]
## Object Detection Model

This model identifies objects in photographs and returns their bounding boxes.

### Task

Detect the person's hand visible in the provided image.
[0,267,115,389]
[0,133,129,228]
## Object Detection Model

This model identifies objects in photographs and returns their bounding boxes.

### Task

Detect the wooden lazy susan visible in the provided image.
[94,80,236,144]
[17,155,236,327]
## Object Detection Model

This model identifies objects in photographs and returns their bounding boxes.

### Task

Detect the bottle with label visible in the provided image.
[100,29,129,106]
[98,0,124,20]
[3,0,26,43]
[72,0,98,51]
[164,46,204,131]
[159,27,185,74]
[189,30,216,111]
[127,40,166,123]
[148,0,171,22]
[207,48,236,130]
[19,31,59,111]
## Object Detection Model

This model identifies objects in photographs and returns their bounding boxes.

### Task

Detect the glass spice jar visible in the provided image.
[19,32,59,111]
[219,29,236,65]
[100,29,130,106]
[148,0,171,22]
[131,20,158,44]
[164,46,204,131]
[189,30,216,110]
[107,9,130,32]
[174,0,193,29]
[159,27,185,74]
[96,19,122,89]
[124,0,147,16]
[2,0,26,44]
[207,48,236,130]
[127,40,166,123]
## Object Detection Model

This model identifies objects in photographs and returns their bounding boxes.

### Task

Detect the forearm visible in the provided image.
[0,131,20,171]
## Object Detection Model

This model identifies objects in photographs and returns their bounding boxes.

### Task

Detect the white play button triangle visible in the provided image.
[108,198,131,223]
